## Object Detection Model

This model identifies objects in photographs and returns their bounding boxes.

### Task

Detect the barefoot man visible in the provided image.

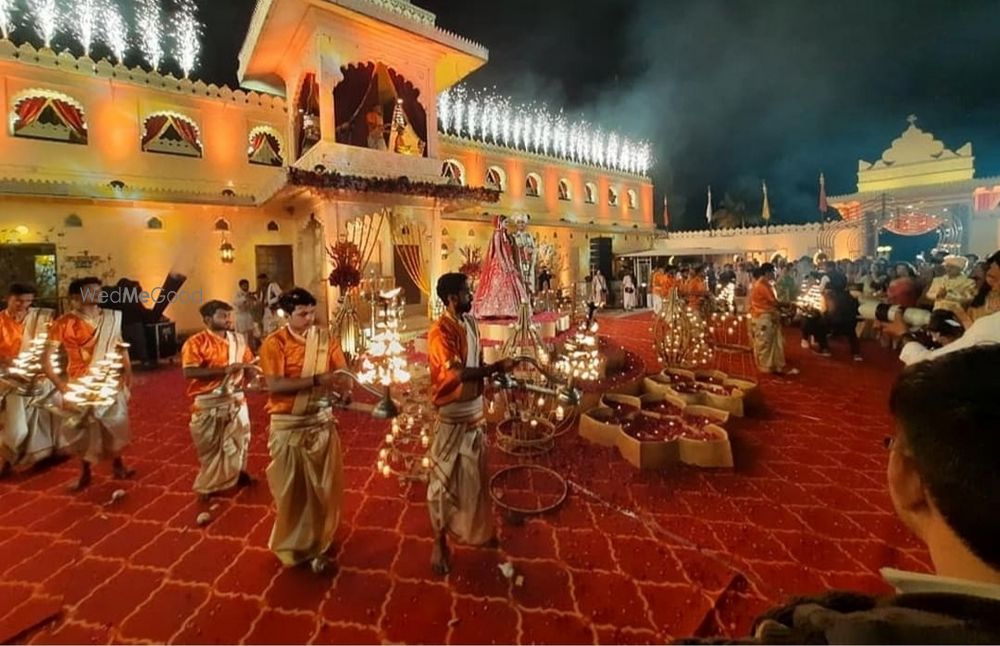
[427,273,514,574]
[259,288,348,572]
[181,300,259,501]
[0,284,58,477]
[44,277,133,491]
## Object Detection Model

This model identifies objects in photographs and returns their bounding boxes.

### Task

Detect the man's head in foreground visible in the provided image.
[888,345,1000,584]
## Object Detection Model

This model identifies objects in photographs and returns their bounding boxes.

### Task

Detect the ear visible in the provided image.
[887,444,932,540]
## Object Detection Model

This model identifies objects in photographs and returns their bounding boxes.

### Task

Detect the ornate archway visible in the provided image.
[333,62,427,156]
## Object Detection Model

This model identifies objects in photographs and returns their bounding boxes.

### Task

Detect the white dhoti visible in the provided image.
[427,397,493,546]
[751,311,786,373]
[190,392,250,494]
[1,388,59,467]
[266,408,343,566]
[60,389,130,464]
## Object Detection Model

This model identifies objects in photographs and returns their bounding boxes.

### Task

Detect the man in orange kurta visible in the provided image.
[684,267,709,309]
[259,288,348,572]
[650,266,666,312]
[427,273,514,575]
[1,284,57,476]
[45,277,133,491]
[181,300,257,500]
[749,263,797,375]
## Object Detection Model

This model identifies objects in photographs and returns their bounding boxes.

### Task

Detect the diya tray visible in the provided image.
[579,391,732,469]
[643,367,758,416]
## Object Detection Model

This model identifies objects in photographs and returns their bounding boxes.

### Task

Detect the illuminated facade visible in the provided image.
[0,0,655,332]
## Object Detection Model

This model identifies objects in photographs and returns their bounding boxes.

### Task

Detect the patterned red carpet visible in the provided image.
[0,312,930,644]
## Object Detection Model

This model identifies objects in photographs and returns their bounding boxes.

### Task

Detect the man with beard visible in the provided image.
[181,300,259,501]
[426,273,514,575]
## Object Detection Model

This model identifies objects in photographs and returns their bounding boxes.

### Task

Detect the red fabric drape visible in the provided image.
[14,97,48,130]
[141,115,170,148]
[172,117,202,155]
[51,100,87,141]
[388,68,427,155]
[249,132,266,157]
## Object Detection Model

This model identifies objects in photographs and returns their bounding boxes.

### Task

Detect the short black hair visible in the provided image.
[436,272,468,303]
[278,287,316,313]
[238,279,250,287]
[199,300,233,319]
[257,273,268,280]
[7,283,36,297]
[68,276,101,296]
[926,310,964,340]
[889,346,1000,569]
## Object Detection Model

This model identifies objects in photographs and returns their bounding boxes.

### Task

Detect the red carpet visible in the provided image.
[0,314,930,644]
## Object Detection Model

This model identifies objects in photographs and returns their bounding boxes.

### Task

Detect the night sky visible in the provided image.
[14,0,1000,230]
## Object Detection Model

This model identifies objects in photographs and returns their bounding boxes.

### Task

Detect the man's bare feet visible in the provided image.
[112,457,135,480]
[237,471,255,487]
[70,462,92,492]
[430,536,451,576]
[310,555,334,575]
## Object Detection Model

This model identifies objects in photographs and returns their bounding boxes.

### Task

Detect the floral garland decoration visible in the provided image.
[327,240,362,291]
[290,168,501,202]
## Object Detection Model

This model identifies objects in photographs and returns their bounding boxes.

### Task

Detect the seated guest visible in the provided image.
[952,250,1000,328]
[895,306,1000,365]
[742,346,1000,643]
[924,255,976,311]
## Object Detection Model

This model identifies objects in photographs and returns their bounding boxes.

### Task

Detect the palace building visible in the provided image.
[0,0,655,333]
[641,116,1000,265]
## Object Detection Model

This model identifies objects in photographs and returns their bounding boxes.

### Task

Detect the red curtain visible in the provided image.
[171,117,202,155]
[141,115,170,148]
[249,132,266,158]
[13,97,48,131]
[388,68,427,155]
[51,100,87,141]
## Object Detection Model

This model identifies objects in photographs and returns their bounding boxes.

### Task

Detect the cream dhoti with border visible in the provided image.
[427,400,494,545]
[60,310,130,463]
[190,332,251,494]
[266,328,344,566]
[751,311,786,373]
[1,309,59,467]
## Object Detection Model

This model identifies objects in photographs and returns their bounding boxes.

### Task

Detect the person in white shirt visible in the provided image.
[892,309,1000,365]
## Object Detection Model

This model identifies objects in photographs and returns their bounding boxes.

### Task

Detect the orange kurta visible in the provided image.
[48,314,99,379]
[0,310,25,362]
[259,327,346,415]
[749,278,779,317]
[181,330,254,399]
[428,312,482,408]
[684,276,708,307]
[650,270,665,297]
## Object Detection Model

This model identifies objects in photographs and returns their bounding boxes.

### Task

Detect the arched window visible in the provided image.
[64,214,83,228]
[558,179,571,201]
[141,112,202,158]
[248,126,284,166]
[146,217,163,230]
[584,182,597,204]
[485,166,506,192]
[525,173,542,198]
[627,189,638,210]
[441,160,465,185]
[267,221,280,232]
[10,89,87,144]
[214,218,230,232]
[608,187,619,206]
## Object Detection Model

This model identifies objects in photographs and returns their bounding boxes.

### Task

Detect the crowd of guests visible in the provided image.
[642,247,1000,374]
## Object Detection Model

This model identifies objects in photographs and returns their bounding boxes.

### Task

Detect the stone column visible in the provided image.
[317,35,343,145]
[429,203,443,319]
